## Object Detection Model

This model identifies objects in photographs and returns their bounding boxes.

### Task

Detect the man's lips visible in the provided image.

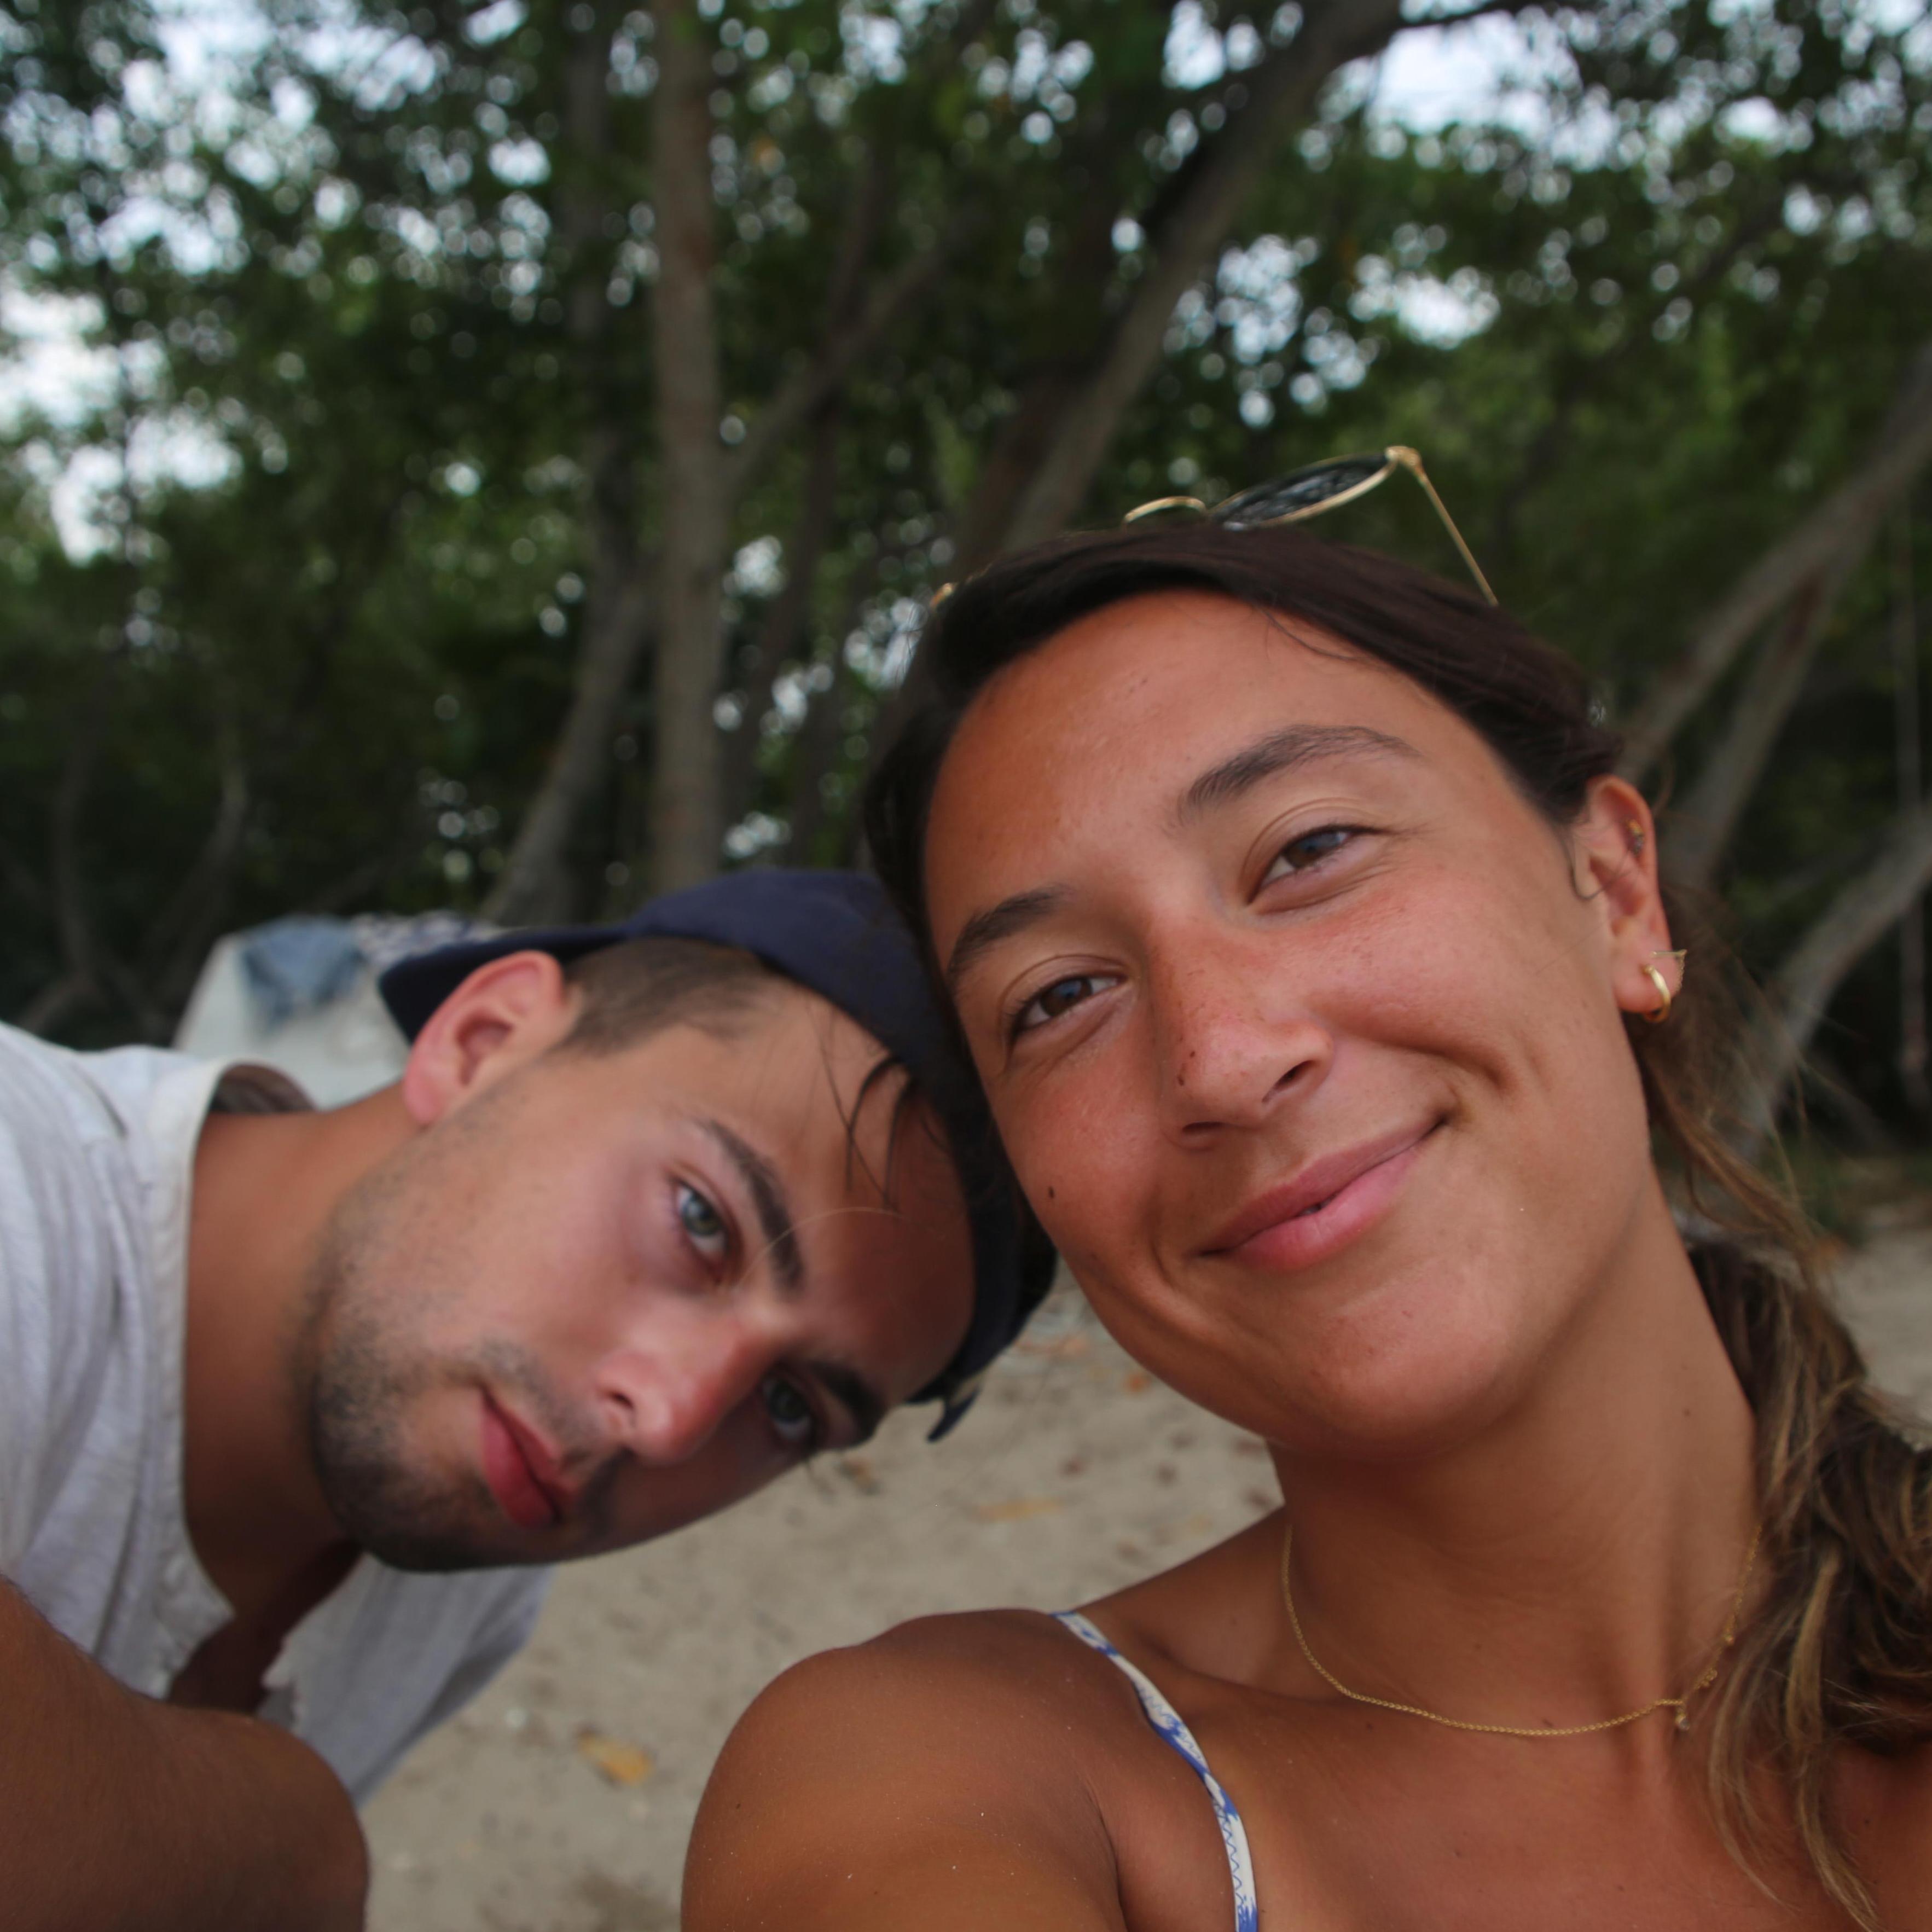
[480,1394,574,1531]
[1200,1121,1440,1269]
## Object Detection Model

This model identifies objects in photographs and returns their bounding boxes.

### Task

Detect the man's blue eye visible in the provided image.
[761,1374,818,1449]
[677,1184,729,1259]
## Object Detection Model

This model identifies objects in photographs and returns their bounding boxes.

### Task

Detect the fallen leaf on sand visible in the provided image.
[1017,1332,1090,1359]
[972,1496,1063,1523]
[576,1731,654,1787]
[837,1454,880,1494]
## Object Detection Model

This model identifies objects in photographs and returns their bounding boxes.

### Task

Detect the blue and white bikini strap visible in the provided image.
[1052,1610,1258,1932]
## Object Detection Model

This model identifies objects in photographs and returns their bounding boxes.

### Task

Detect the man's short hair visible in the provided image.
[560,937,779,1054]
[558,934,914,1200]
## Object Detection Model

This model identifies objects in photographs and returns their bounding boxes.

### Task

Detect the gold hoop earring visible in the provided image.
[1641,963,1673,1023]
[1641,949,1686,1025]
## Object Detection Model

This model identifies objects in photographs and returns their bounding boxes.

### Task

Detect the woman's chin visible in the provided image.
[1153,1272,1551,1463]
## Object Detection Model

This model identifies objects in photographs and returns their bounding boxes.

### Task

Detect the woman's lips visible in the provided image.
[1202,1122,1438,1273]
[480,1395,566,1531]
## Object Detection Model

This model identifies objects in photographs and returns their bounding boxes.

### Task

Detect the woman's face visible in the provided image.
[924,591,1675,1458]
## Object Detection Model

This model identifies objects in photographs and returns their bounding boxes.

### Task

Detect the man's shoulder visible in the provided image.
[292,1560,553,1801]
[0,1027,159,1354]
[0,1024,210,1199]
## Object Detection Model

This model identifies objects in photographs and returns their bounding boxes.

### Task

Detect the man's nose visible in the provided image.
[592,1312,770,1466]
[1145,924,1331,1142]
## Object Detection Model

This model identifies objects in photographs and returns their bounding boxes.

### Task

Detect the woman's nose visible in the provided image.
[593,1316,769,1466]
[1145,931,1331,1140]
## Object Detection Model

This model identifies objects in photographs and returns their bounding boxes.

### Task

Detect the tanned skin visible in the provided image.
[3,957,971,1932]
[687,594,1932,1931]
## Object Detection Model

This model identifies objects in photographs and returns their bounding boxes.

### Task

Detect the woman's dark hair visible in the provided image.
[863,520,1932,1926]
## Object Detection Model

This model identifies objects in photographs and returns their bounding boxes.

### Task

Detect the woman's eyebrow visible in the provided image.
[943,885,1071,997]
[1173,724,1418,827]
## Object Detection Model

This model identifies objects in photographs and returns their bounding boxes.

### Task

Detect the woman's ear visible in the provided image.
[399,950,579,1127]
[1574,776,1682,1023]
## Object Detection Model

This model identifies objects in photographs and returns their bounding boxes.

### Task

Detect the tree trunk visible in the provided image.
[1738,794,1932,1145]
[1667,549,1864,894]
[487,0,650,924]
[647,0,729,890]
[485,552,654,923]
[1621,344,1932,782]
[149,735,251,1016]
[1893,509,1930,1114]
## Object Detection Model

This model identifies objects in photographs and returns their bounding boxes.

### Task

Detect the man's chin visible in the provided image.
[318,1465,544,1572]
[344,1515,541,1573]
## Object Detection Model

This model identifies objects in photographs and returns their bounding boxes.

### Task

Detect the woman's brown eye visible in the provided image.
[1266,826,1356,880]
[1039,978,1093,1017]
[1016,973,1119,1035]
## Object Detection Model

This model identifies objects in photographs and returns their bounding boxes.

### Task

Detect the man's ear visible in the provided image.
[1573,775,1682,1022]
[399,950,580,1128]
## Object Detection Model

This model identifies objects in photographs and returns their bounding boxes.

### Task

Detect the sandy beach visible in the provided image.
[363,1222,1932,1931]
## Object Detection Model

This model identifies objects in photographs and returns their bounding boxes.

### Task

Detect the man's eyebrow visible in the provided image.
[698,1118,804,1296]
[810,1360,886,1447]
[1174,724,1418,827]
[943,884,1071,997]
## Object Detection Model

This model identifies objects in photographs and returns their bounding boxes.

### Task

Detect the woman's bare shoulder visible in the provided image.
[700,1604,1153,1787]
[683,1609,1152,1932]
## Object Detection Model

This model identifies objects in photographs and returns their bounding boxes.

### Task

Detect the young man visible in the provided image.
[0,869,1052,1932]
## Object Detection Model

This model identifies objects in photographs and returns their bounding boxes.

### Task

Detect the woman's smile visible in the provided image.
[1199,1118,1443,1274]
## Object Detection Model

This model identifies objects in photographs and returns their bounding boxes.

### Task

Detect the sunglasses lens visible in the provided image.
[1213,454,1391,529]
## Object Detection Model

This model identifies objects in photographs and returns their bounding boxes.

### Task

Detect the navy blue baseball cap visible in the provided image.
[378,869,1056,1437]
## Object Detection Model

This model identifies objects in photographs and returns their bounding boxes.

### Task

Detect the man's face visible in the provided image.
[297,980,974,1569]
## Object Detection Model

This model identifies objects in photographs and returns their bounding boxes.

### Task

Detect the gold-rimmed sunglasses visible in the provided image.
[1123,445,1498,606]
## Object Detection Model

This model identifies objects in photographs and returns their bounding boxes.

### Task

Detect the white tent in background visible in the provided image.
[173,912,494,1107]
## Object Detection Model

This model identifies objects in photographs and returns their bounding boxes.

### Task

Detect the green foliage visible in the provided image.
[2,0,1929,1132]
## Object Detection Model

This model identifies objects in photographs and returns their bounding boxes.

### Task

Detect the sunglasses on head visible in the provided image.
[1124,445,1498,606]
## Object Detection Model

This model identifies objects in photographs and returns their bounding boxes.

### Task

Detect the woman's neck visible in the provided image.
[1269,1192,1760,1732]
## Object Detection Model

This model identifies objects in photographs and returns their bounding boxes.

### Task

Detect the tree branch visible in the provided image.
[1621,343,1932,782]
[1666,546,1866,893]
[721,404,845,829]
[722,214,972,512]
[998,0,1413,551]
[21,646,124,1036]
[1737,794,1932,1145]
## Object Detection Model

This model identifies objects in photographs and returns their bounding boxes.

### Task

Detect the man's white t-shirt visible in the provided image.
[0,1020,550,1801]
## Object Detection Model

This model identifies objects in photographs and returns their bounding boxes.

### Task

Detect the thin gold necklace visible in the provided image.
[1280,1522,1762,1739]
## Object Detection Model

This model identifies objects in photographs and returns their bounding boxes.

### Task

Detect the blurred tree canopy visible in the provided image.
[2,0,1929,1138]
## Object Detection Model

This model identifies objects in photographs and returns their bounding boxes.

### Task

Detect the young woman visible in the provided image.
[684,518,1932,1930]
